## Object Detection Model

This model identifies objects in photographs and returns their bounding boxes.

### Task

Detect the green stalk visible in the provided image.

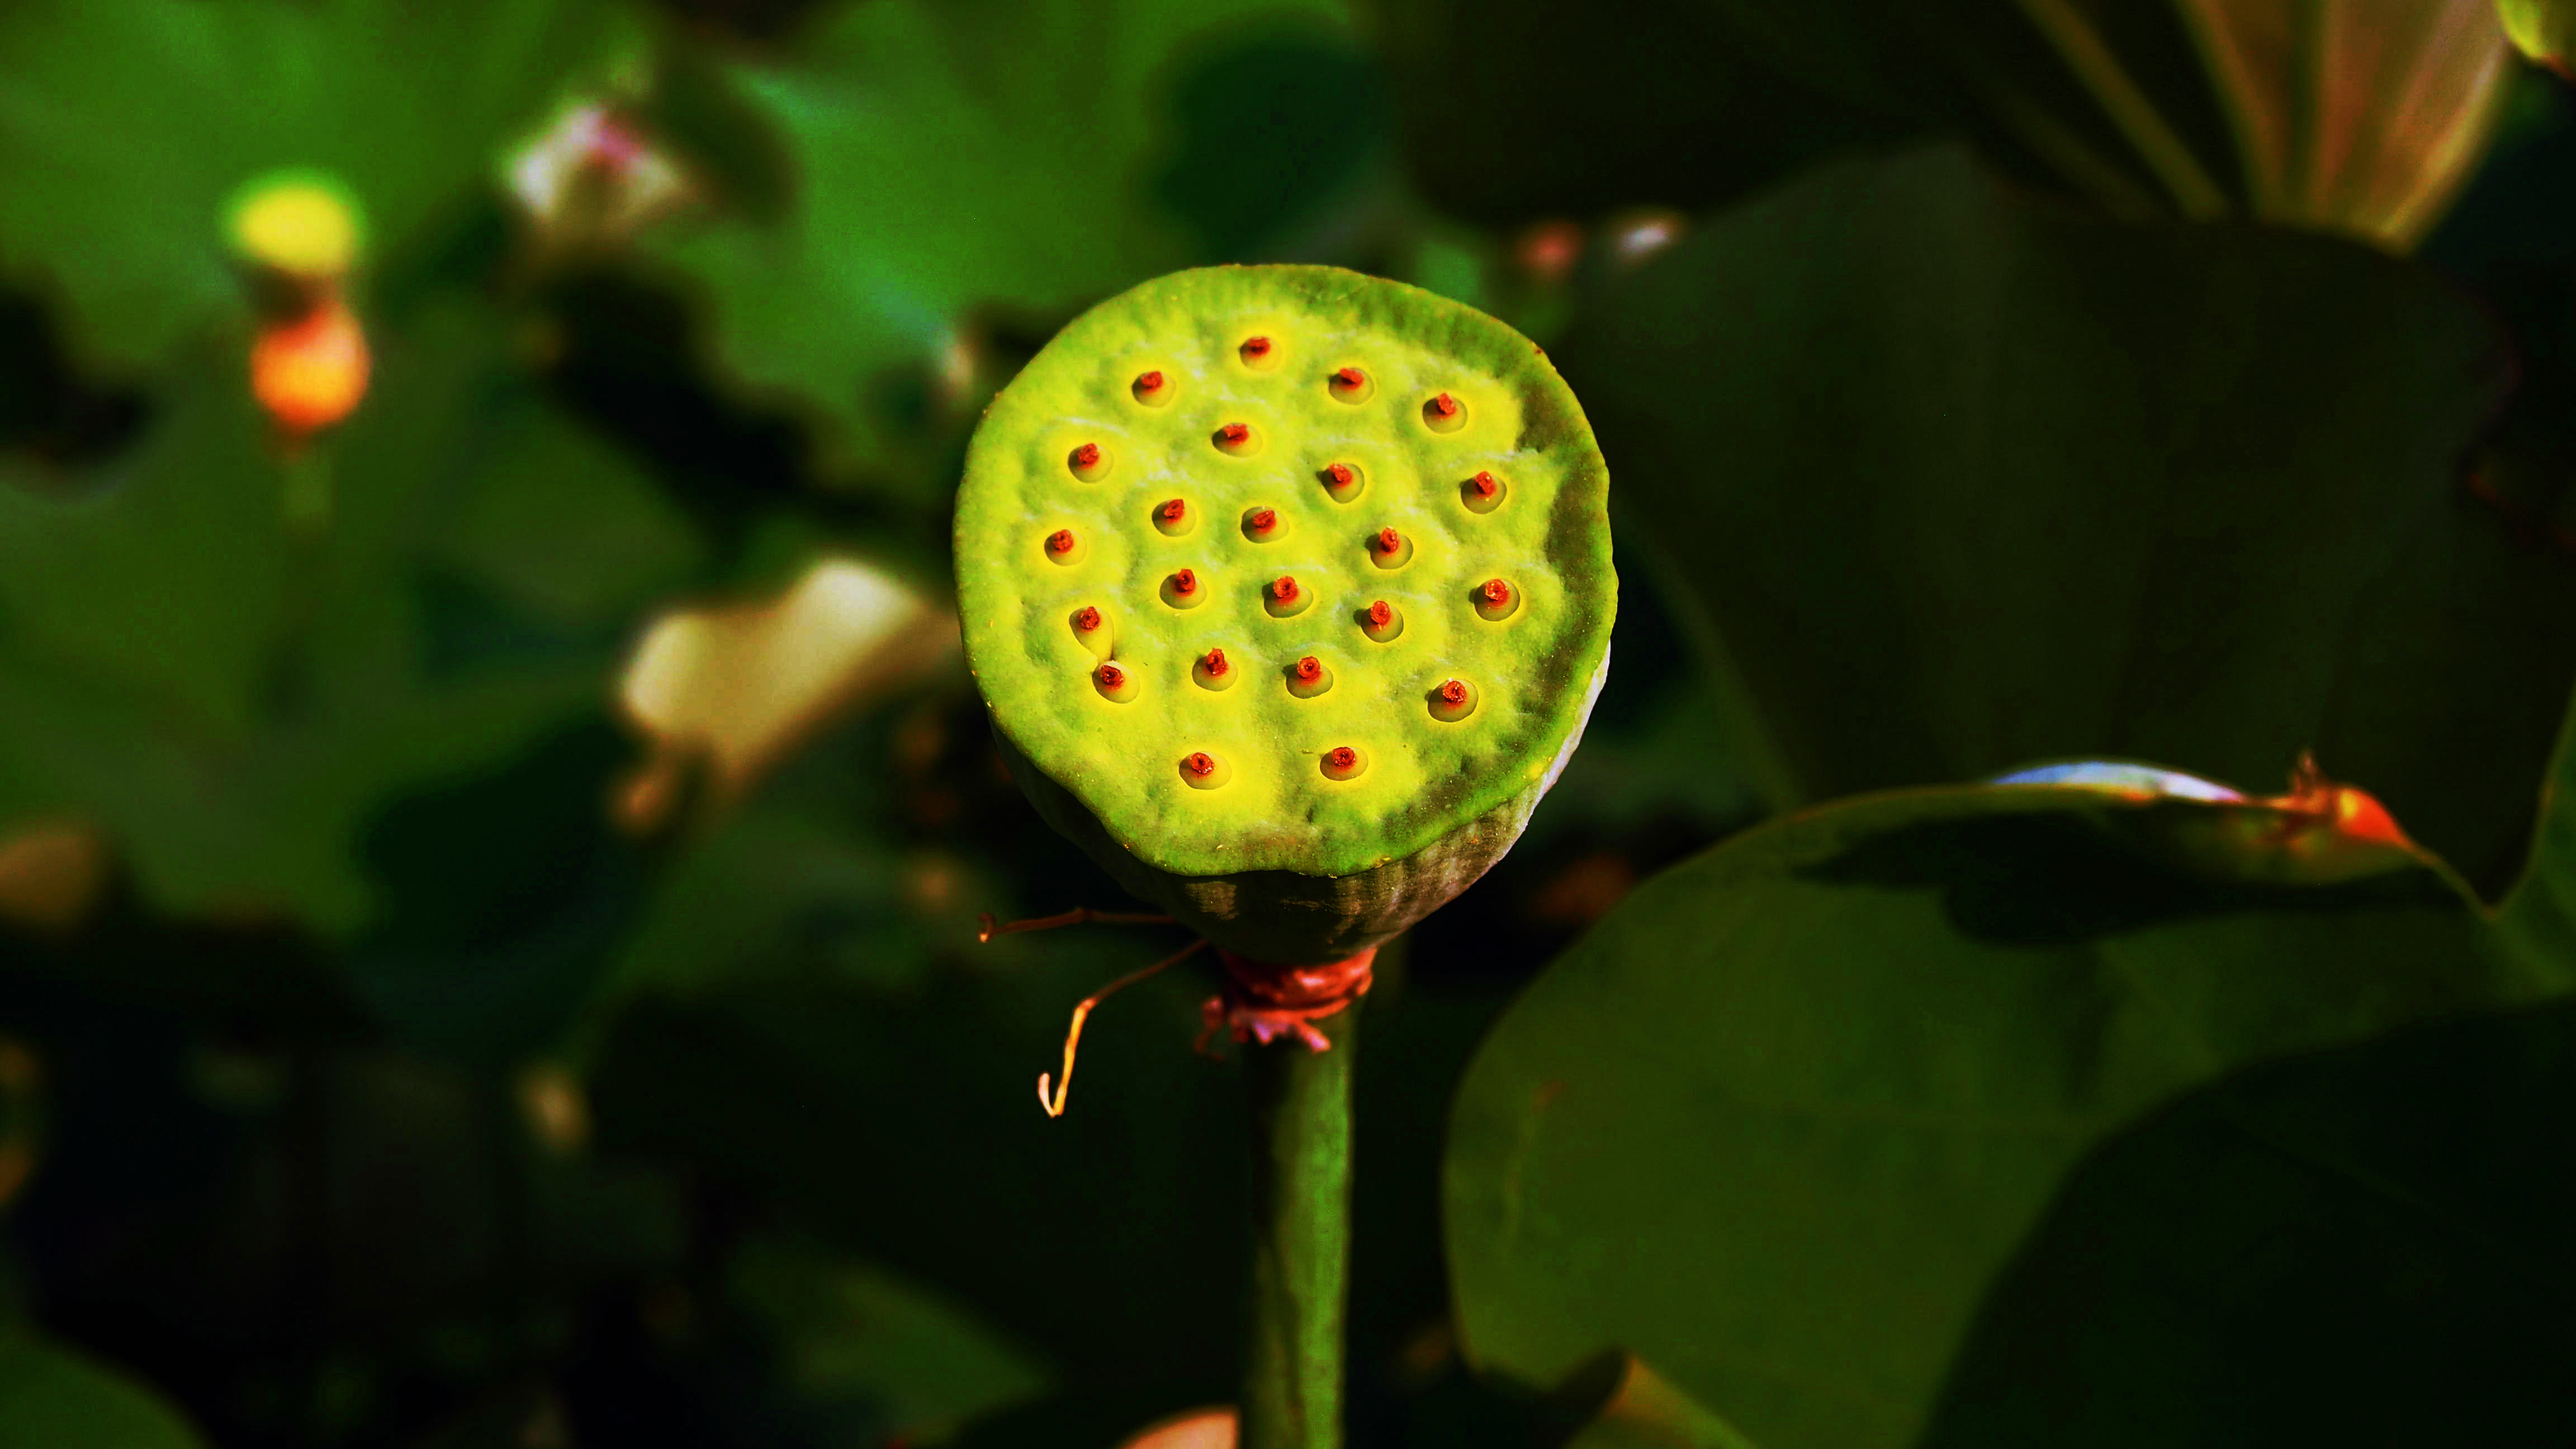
[1240,1007,1356,1449]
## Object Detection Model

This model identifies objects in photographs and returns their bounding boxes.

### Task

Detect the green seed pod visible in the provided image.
[956,265,1615,963]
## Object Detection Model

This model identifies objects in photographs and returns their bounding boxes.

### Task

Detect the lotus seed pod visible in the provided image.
[956,265,1615,963]
[225,169,366,280]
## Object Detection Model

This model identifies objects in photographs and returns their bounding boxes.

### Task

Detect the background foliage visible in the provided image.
[2,1,2573,1445]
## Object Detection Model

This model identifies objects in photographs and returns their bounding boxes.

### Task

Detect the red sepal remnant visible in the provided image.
[1368,600,1393,628]
[1481,579,1511,605]
[1471,470,1498,497]
[1200,946,1378,1053]
[1273,576,1300,603]
[1137,370,1165,394]
[1098,663,1126,688]
[1161,499,1187,522]
[1072,443,1100,469]
[1440,679,1469,706]
[1048,529,1077,555]
[1334,367,1366,389]
[1376,527,1401,554]
[1326,747,1356,769]
[1327,463,1356,487]
[1219,422,1252,445]
[1204,647,1230,677]
[1185,751,1218,778]
[1075,607,1101,632]
[1431,392,1460,418]
[1242,337,1271,358]
[1251,508,1277,532]
[1174,568,1198,595]
[1296,656,1323,682]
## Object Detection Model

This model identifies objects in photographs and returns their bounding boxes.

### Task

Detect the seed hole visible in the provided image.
[1239,336,1277,371]
[1045,528,1084,565]
[1179,751,1234,789]
[1359,599,1403,643]
[1428,676,1478,722]
[1095,661,1139,703]
[1321,462,1365,503]
[1368,527,1413,570]
[1242,506,1285,542]
[1320,745,1369,782]
[1422,391,1467,433]
[1287,655,1333,699]
[1461,470,1506,513]
[1069,604,1112,659]
[1154,497,1194,536]
[1214,421,1261,456]
[1328,366,1374,404]
[1474,577,1520,621]
[1263,574,1310,618]
[1162,567,1205,610]
[1194,646,1237,692]
[1068,442,1111,481]
[1133,370,1171,406]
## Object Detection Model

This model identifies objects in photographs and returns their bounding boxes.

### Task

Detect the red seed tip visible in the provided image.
[1326,462,1355,486]
[1368,600,1393,627]
[1174,568,1198,594]
[1098,662,1126,687]
[1431,392,1460,416]
[1137,370,1165,392]
[1204,647,1229,675]
[1296,656,1323,681]
[1471,470,1498,496]
[1251,508,1277,531]
[1048,529,1076,554]
[1160,498,1186,521]
[1327,746,1357,769]
[1375,527,1401,553]
[1185,752,1217,777]
[1272,576,1299,602]
[1334,367,1365,388]
[1242,336,1271,356]
[1481,579,1511,604]
[1075,606,1101,631]
[1071,443,1100,468]
[1441,679,1469,705]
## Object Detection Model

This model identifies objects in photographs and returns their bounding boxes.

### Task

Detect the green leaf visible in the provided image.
[1562,1355,1761,1449]
[0,305,703,933]
[731,1233,1054,1441]
[0,0,629,370]
[642,0,1367,486]
[1444,782,2571,1448]
[0,1334,205,1449]
[1564,144,2575,896]
[2502,0,2576,73]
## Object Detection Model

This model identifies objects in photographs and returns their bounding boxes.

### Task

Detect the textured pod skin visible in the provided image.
[958,265,1615,962]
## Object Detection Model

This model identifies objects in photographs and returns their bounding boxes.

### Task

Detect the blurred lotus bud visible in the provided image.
[251,294,370,435]
[1603,209,1685,269]
[225,170,365,283]
[0,821,108,936]
[617,557,956,823]
[508,101,691,249]
[1513,219,1586,287]
[2176,0,2515,248]
[2501,0,2575,73]
[1116,1407,1236,1449]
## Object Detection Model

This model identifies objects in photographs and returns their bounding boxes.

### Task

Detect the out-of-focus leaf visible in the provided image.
[619,556,955,807]
[2502,0,2576,73]
[731,1233,1053,1441]
[643,0,1367,486]
[0,0,632,369]
[1562,1355,1759,1449]
[0,1333,206,1448]
[0,306,703,933]
[1564,144,2573,898]
[2175,0,2514,247]
[1445,782,2573,1448]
